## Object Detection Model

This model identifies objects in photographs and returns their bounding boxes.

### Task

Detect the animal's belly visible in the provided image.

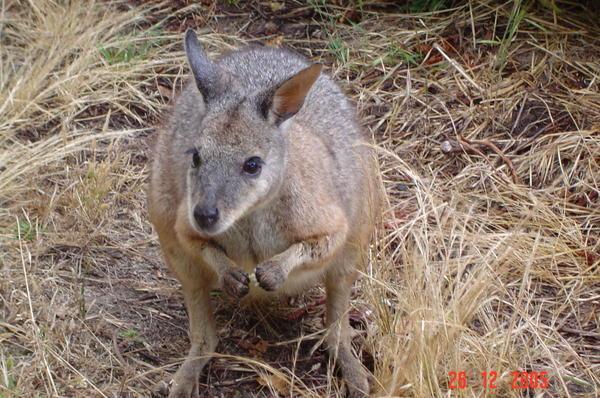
[227,252,257,274]
[220,227,289,273]
[281,267,326,294]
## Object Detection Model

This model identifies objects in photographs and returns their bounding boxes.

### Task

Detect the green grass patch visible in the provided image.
[13,219,36,241]
[495,0,526,71]
[98,27,164,65]
[327,36,349,65]
[1,355,18,393]
[384,45,422,66]
[408,0,447,13]
[119,328,143,342]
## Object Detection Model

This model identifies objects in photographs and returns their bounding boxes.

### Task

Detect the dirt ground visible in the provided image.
[1,1,599,397]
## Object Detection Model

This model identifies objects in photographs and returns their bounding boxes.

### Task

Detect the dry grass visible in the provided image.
[1,0,598,397]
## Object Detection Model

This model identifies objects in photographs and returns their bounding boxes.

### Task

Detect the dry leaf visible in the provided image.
[269,2,285,12]
[238,337,269,357]
[266,35,284,48]
[157,84,172,100]
[257,373,289,396]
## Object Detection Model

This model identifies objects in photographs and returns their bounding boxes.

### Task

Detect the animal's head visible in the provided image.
[181,29,321,237]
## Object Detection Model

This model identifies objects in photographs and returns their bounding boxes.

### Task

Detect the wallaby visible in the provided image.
[147,29,381,398]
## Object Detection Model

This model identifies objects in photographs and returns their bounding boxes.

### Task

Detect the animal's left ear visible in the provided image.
[184,28,228,102]
[260,64,322,126]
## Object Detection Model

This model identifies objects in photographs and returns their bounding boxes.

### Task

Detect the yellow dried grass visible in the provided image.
[1,1,598,397]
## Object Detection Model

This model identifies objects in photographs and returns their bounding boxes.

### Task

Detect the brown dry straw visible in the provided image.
[1,1,598,397]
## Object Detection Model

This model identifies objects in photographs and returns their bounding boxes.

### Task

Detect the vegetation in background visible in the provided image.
[1,0,598,397]
[495,0,526,71]
[407,0,447,13]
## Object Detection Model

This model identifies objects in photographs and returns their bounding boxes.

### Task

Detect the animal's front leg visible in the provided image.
[255,228,347,292]
[200,244,250,298]
[254,242,303,291]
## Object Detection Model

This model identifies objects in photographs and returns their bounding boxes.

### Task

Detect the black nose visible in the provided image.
[194,206,219,229]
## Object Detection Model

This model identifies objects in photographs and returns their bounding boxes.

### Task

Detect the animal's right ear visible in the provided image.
[184,29,226,101]
[259,64,322,126]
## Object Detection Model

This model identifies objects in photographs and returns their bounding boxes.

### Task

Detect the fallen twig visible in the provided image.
[441,137,522,184]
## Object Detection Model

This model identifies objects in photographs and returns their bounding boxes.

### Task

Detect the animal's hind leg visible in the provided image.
[160,239,218,398]
[169,285,217,398]
[325,260,369,398]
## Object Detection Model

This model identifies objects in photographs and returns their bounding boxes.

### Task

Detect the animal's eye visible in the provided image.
[191,151,201,168]
[242,156,262,175]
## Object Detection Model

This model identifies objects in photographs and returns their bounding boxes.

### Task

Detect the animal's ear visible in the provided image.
[260,64,322,126]
[184,29,226,101]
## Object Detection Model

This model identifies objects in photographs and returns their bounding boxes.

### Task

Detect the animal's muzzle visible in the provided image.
[194,205,219,229]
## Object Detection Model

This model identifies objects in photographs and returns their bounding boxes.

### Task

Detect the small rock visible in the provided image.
[264,21,278,35]
[395,183,409,192]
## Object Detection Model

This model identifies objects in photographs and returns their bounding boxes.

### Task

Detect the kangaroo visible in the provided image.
[147,29,381,398]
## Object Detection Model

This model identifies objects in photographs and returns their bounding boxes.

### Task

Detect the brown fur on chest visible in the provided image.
[211,211,290,271]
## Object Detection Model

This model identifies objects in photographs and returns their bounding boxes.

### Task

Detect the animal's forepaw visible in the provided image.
[222,268,250,298]
[255,260,286,291]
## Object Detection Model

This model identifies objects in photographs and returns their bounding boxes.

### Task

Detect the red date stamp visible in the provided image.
[511,371,549,389]
[449,370,549,390]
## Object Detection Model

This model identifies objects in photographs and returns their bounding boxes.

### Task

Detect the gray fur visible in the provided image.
[147,29,381,398]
